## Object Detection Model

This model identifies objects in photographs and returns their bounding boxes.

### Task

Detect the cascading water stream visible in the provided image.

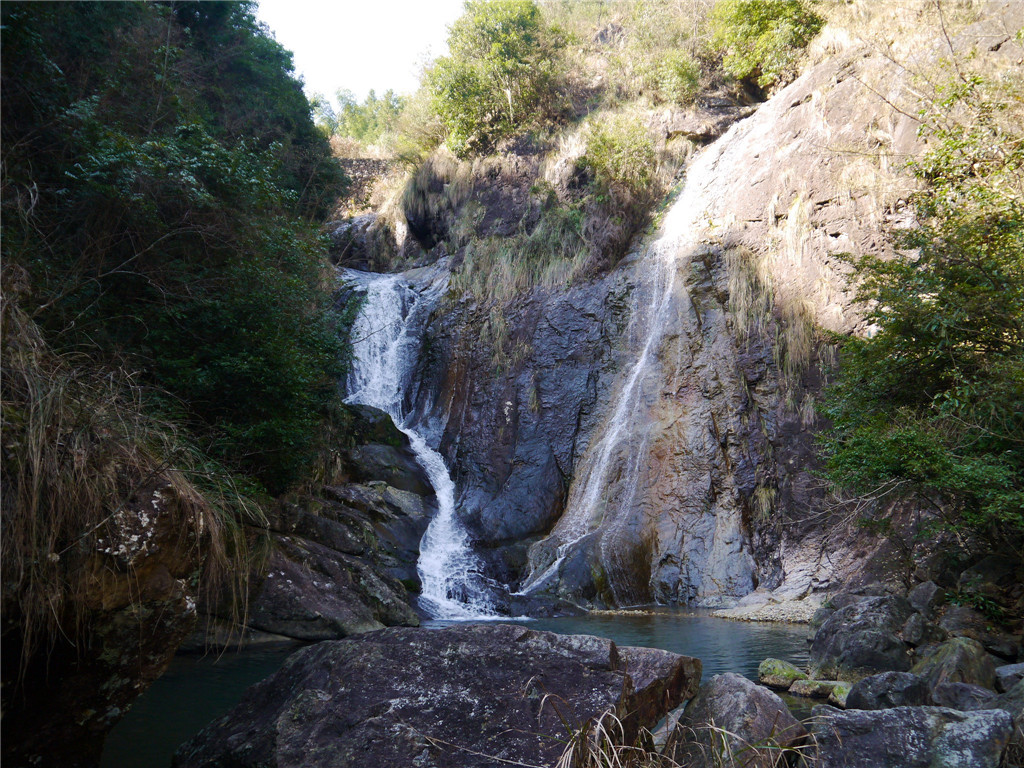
[343,269,499,619]
[518,122,744,601]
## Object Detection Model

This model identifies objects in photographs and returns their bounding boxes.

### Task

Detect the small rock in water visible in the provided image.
[758,657,808,689]
[789,679,843,698]
[828,681,852,708]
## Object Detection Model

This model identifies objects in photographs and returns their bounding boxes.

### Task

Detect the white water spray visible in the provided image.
[343,269,499,619]
[519,124,744,600]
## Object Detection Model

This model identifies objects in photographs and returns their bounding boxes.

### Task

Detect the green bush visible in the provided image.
[1,1,346,493]
[580,115,657,199]
[820,71,1024,549]
[655,50,702,104]
[428,0,563,156]
[710,0,824,89]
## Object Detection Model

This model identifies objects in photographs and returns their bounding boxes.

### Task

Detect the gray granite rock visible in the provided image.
[175,624,701,768]
[809,705,1013,768]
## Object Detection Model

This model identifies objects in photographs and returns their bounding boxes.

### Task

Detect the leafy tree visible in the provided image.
[1,1,346,492]
[428,0,563,155]
[820,70,1024,549]
[710,0,823,89]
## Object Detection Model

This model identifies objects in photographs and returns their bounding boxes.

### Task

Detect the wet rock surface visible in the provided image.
[174,624,701,768]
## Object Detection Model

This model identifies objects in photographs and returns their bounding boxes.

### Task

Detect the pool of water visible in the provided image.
[101,611,810,767]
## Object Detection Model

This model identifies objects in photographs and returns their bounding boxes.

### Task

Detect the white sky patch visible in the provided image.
[256,0,466,106]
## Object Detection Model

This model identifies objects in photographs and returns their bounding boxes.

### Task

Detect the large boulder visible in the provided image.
[809,705,1013,768]
[846,672,931,710]
[664,673,806,768]
[809,596,915,680]
[911,637,997,690]
[174,624,701,768]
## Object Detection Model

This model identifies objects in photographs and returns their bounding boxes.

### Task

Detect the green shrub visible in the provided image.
[655,50,702,104]
[428,0,563,156]
[710,0,824,89]
[580,115,657,199]
[1,1,346,494]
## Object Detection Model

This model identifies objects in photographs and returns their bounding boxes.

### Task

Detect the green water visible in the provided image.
[101,611,810,768]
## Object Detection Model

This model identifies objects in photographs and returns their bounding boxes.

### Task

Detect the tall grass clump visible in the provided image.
[0,274,262,677]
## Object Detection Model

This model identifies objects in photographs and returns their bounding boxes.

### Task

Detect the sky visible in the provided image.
[255,0,467,106]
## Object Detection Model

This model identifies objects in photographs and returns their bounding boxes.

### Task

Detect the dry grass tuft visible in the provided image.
[0,270,262,676]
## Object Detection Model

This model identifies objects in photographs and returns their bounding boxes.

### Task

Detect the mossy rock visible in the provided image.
[789,679,842,698]
[759,658,809,689]
[828,681,852,708]
[911,636,997,690]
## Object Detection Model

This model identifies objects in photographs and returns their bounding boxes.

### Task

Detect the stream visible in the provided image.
[101,612,810,768]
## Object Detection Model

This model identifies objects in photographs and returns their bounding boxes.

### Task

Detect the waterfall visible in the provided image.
[343,269,499,619]
[519,122,746,603]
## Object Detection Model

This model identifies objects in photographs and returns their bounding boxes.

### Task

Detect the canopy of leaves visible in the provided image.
[820,68,1024,549]
[1,1,346,493]
[710,0,823,89]
[312,88,408,145]
[428,0,564,156]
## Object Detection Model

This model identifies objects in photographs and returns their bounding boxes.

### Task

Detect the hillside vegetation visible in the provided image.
[322,0,1023,555]
[1,0,347,674]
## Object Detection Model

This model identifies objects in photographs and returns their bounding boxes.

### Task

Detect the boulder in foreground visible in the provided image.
[809,705,1012,768]
[174,624,701,768]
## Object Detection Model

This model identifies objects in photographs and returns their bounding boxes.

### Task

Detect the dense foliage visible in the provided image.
[1,1,346,493]
[710,0,824,88]
[312,88,407,145]
[428,0,563,156]
[821,70,1024,549]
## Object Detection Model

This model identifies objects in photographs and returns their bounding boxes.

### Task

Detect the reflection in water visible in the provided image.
[102,612,811,768]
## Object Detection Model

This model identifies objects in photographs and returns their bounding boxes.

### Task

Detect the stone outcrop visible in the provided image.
[808,705,1013,768]
[1,480,208,768]
[664,673,806,768]
[190,404,427,648]
[846,672,931,710]
[174,624,701,768]
[809,596,915,680]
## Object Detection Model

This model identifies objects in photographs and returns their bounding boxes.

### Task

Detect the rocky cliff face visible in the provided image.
[396,6,1023,611]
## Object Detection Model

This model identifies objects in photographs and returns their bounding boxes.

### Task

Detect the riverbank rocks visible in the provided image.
[174,624,701,768]
[810,596,915,680]
[846,672,931,710]
[664,673,806,768]
[789,679,844,698]
[931,682,998,711]
[911,636,997,690]
[758,658,808,689]
[808,705,1013,768]
[997,663,1024,693]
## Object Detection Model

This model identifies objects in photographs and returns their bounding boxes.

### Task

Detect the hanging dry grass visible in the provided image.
[0,269,263,677]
